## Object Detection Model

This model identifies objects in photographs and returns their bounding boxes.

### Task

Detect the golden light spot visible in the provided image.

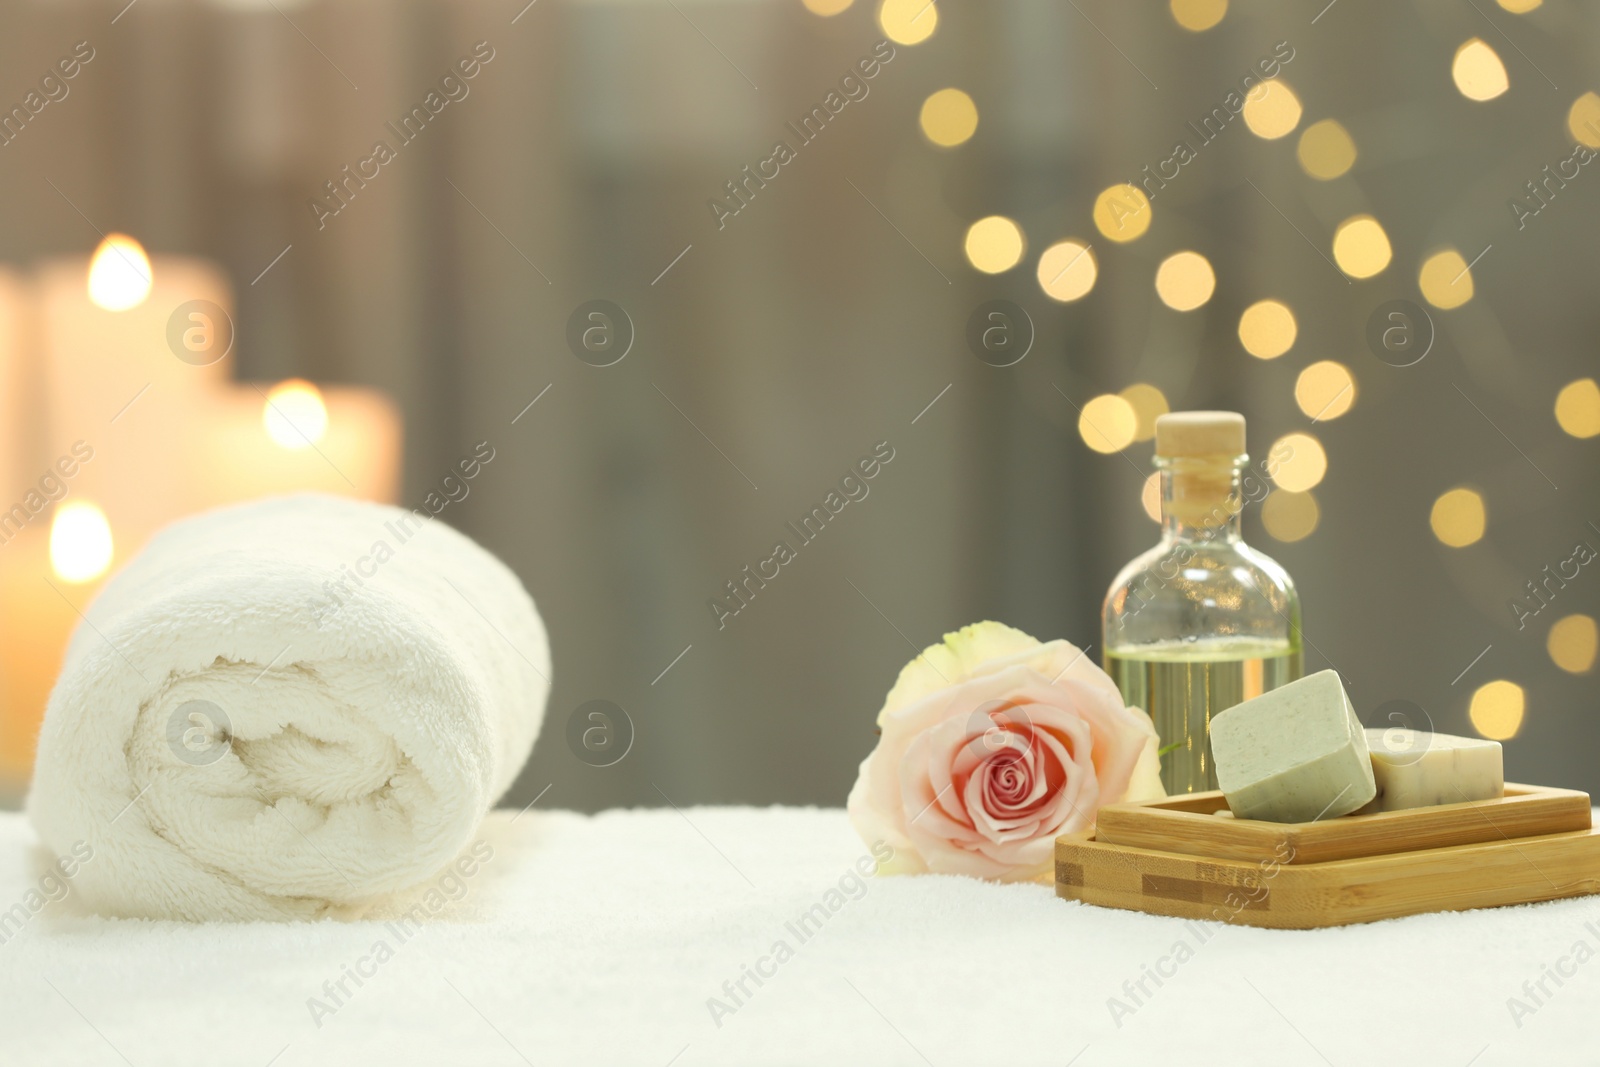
[1036,239,1098,302]
[1568,92,1600,148]
[50,501,114,584]
[1497,0,1541,13]
[1267,433,1327,492]
[1120,384,1169,442]
[920,88,978,147]
[964,216,1024,274]
[879,0,936,45]
[1297,119,1357,180]
[87,234,153,312]
[263,379,329,450]
[1418,248,1475,310]
[1154,250,1215,311]
[1170,0,1226,32]
[1241,80,1303,140]
[1453,38,1509,102]
[802,0,853,13]
[1093,183,1152,243]
[1469,680,1524,740]
[1237,300,1297,359]
[1295,361,1356,421]
[1430,487,1486,547]
[1332,215,1392,279]
[1261,489,1319,543]
[1554,378,1600,438]
[1548,615,1598,674]
[1141,472,1162,523]
[1079,394,1138,454]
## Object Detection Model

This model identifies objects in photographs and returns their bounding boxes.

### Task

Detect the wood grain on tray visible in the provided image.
[1056,784,1600,928]
[1092,784,1592,864]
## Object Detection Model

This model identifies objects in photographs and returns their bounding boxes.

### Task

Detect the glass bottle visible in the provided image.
[1102,411,1303,794]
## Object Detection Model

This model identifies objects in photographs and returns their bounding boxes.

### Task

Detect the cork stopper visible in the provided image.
[1154,411,1246,528]
[1155,411,1246,459]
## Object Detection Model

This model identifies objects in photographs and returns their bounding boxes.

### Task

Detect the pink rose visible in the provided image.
[847,621,1163,881]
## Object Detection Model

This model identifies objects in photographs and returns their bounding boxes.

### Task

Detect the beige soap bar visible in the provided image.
[1209,669,1377,823]
[1359,728,1504,813]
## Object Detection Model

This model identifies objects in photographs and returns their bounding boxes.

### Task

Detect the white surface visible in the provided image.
[27,494,551,921]
[2,806,1597,1067]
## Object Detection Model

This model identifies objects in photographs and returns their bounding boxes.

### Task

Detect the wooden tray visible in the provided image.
[1095,784,1592,864]
[1056,784,1600,929]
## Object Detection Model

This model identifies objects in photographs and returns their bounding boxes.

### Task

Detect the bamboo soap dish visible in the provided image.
[1055,784,1600,929]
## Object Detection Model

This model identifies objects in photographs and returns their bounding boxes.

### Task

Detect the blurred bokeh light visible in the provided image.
[1242,80,1302,140]
[1418,249,1475,310]
[1294,361,1356,421]
[1169,0,1226,32]
[1332,215,1392,279]
[1555,379,1600,438]
[1297,119,1357,180]
[1470,680,1525,740]
[1548,615,1598,674]
[1453,38,1509,102]
[1120,384,1169,443]
[1269,433,1327,492]
[1079,394,1138,454]
[1430,488,1487,548]
[919,88,978,147]
[879,0,936,44]
[1262,489,1319,543]
[1036,240,1097,302]
[1154,251,1215,311]
[1093,184,1152,243]
[964,216,1025,274]
[1238,300,1297,359]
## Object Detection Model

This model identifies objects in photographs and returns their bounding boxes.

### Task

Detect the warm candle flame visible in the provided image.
[263,379,329,450]
[50,501,114,584]
[86,234,153,311]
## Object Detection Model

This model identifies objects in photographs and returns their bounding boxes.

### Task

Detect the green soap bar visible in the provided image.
[1209,669,1377,823]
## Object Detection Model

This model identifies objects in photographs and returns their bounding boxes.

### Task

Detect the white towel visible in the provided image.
[25,494,551,921]
[3,807,1597,1065]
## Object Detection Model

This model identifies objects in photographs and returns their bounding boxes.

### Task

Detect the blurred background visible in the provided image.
[0,0,1595,812]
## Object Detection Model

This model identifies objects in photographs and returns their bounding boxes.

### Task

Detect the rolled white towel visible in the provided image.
[26,494,551,921]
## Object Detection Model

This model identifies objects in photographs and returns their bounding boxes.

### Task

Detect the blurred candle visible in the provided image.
[86,234,153,311]
[192,382,401,504]
[38,239,235,560]
[0,526,101,788]
[262,378,330,449]
[0,500,117,782]
[49,500,114,584]
[0,269,41,794]
[0,267,30,508]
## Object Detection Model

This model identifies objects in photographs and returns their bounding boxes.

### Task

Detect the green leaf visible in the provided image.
[1157,740,1184,757]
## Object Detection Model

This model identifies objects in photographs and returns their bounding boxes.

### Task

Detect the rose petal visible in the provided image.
[969,712,1096,851]
[877,621,1046,724]
[846,754,920,865]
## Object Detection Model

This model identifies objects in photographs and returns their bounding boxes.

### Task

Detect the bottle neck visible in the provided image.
[1158,455,1245,545]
